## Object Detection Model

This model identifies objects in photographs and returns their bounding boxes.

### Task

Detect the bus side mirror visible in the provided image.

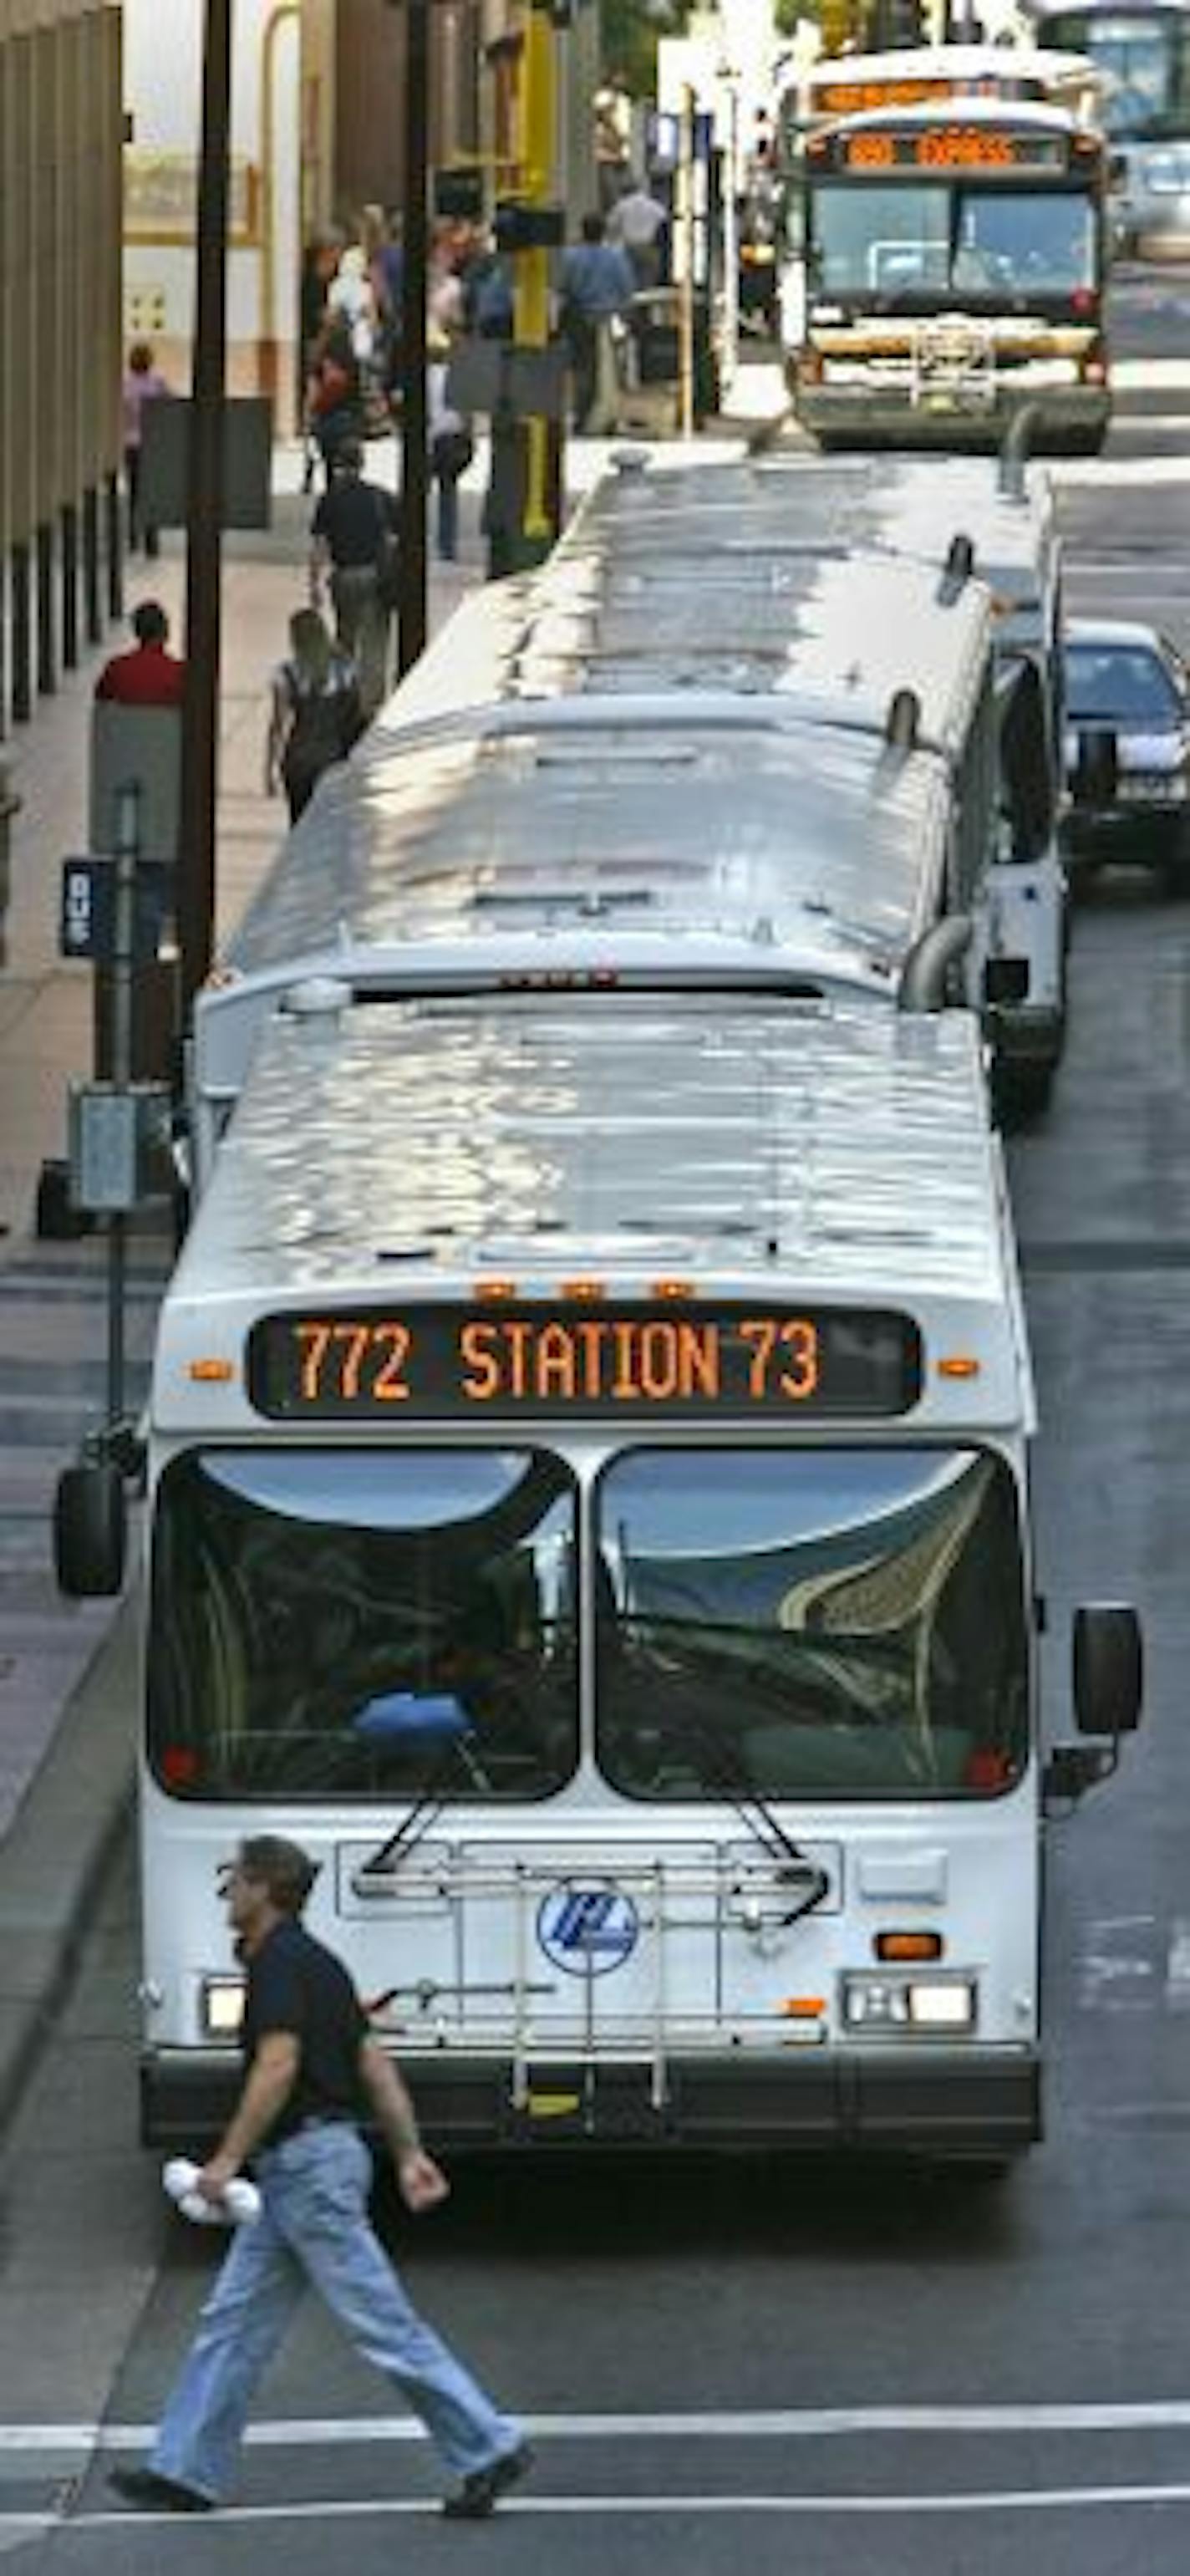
[1071,727,1117,807]
[1074,1602,1142,1736]
[53,1462,127,1598]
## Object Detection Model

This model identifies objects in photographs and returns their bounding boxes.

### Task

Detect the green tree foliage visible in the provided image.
[600,0,697,96]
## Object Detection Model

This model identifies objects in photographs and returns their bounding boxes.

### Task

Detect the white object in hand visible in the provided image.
[162,2158,262,2227]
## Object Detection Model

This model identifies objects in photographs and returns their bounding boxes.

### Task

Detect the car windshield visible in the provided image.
[595,1447,1028,1800]
[149,1448,577,1799]
[809,182,1096,299]
[1065,641,1181,723]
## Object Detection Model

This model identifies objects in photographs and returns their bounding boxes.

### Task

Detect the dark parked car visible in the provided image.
[1063,617,1190,893]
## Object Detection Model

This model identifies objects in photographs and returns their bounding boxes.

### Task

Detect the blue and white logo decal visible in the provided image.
[537,1882,639,1978]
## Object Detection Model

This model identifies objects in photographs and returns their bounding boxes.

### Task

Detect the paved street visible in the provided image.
[5,267,1190,2571]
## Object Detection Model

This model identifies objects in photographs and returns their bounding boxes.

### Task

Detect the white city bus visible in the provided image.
[187,520,1042,1181]
[1025,0,1190,253]
[66,988,1141,2158]
[191,701,966,1192]
[783,94,1112,453]
[552,449,1069,1106]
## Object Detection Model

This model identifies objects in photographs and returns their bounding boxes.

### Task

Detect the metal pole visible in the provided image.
[398,0,429,679]
[107,782,140,1425]
[678,87,696,440]
[179,0,232,1023]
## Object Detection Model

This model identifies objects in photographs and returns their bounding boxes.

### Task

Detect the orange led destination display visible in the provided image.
[247,1304,922,1421]
[830,124,1070,172]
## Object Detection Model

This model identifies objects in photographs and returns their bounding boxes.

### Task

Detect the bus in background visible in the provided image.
[190,697,970,1188]
[58,990,1142,2160]
[1026,0,1190,253]
[184,527,1050,1177]
[783,97,1112,452]
[549,450,1068,1107]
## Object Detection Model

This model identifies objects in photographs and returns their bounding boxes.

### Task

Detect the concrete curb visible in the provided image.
[0,1594,136,2145]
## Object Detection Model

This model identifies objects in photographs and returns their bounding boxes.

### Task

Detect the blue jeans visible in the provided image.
[150,2122,520,2502]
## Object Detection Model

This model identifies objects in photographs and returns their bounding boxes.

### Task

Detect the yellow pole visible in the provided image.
[516,0,554,547]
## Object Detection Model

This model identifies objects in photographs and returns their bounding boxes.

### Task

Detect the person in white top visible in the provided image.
[606,175,669,288]
[426,327,473,563]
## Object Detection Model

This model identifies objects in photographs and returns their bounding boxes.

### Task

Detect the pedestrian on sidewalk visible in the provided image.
[94,601,186,707]
[427,327,474,564]
[108,1836,532,2521]
[122,342,171,557]
[309,440,397,719]
[558,212,634,433]
[266,608,363,822]
[606,173,669,289]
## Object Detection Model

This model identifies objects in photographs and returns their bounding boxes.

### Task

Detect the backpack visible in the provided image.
[282,662,360,781]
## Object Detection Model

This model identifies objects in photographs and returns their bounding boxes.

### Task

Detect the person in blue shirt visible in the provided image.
[558,211,634,430]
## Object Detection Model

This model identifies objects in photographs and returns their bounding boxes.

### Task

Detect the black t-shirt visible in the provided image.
[242,1918,368,2143]
[312,477,396,568]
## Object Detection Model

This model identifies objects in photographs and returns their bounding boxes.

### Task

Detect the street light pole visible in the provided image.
[179,0,232,1023]
[398,0,430,676]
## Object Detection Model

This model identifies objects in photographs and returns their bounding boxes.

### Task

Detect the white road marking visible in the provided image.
[9,2485,1190,2531]
[12,2402,1190,2449]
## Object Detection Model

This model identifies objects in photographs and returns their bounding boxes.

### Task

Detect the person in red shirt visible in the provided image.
[95,602,186,706]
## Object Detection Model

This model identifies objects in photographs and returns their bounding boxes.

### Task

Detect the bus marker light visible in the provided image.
[937,1355,979,1379]
[201,1975,247,2039]
[562,1279,606,1301]
[475,1280,518,1301]
[189,1357,235,1382]
[876,1932,943,1963]
[651,1279,694,1301]
[781,1997,825,2018]
[526,2092,582,2119]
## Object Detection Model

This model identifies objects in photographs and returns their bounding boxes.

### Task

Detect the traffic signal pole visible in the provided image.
[517,0,555,557]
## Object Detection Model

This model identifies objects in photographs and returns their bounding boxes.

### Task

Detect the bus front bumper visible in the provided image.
[795,381,1109,455]
[142,2046,1041,2158]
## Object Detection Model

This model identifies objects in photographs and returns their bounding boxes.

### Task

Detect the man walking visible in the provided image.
[109,1835,532,2520]
[310,440,397,719]
[94,601,186,707]
[558,211,634,432]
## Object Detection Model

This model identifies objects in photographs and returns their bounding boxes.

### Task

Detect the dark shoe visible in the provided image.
[108,2467,213,2514]
[442,2441,535,2519]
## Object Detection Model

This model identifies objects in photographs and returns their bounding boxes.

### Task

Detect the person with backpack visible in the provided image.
[266,608,363,823]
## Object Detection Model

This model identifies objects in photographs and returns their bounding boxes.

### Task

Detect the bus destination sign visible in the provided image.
[826,125,1070,173]
[247,1304,923,1422]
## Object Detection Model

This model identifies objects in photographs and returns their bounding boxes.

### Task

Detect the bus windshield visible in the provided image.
[595,1447,1028,1800]
[1040,11,1190,135]
[149,1448,578,1800]
[809,182,1096,300]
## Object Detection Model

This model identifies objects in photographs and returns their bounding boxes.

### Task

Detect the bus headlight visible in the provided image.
[201,1974,247,2039]
[842,1974,976,2033]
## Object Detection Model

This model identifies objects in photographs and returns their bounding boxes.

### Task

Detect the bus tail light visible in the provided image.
[800,346,826,386]
[1079,339,1109,387]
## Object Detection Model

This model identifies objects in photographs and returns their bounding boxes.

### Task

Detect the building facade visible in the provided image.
[0,0,125,731]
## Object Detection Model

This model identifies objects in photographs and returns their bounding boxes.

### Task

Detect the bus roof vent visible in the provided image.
[944,532,976,586]
[280,975,352,1019]
[884,687,920,751]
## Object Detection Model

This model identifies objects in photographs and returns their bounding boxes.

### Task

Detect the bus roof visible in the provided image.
[813,92,1086,136]
[791,41,1101,118]
[370,542,994,766]
[160,995,1031,1434]
[209,708,949,1030]
[569,452,1057,635]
